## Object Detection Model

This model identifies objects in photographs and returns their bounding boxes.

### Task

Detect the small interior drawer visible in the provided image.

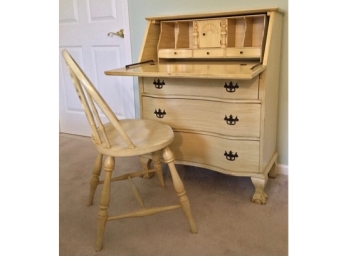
[226,47,261,58]
[193,49,225,58]
[158,49,192,58]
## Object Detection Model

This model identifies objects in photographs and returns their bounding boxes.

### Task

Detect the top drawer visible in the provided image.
[142,77,259,100]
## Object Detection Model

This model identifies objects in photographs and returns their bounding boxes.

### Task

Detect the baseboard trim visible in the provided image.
[277,164,288,176]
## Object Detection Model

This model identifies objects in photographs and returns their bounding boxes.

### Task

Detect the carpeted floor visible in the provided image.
[59,133,288,256]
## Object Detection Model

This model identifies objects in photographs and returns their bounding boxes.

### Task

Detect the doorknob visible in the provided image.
[107,29,124,38]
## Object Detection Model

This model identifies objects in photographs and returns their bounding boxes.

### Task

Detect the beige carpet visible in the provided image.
[59,133,288,256]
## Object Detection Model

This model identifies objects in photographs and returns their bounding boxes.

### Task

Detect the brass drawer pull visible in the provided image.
[224,82,239,93]
[154,109,166,118]
[224,115,239,125]
[107,29,124,38]
[153,79,165,89]
[224,151,238,161]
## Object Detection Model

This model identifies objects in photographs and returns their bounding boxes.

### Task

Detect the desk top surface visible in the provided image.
[105,61,266,80]
[145,7,284,21]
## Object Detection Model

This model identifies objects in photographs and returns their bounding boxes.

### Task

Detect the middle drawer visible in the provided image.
[142,96,261,138]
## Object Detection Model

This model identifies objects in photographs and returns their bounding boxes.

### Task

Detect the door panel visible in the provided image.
[59,0,134,136]
[197,19,221,48]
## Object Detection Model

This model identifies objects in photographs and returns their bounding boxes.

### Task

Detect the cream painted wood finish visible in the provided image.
[142,77,259,100]
[172,132,260,173]
[105,8,283,204]
[142,97,261,138]
[62,50,197,252]
[105,62,266,79]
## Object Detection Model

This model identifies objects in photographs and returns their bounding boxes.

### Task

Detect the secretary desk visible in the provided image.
[105,7,284,204]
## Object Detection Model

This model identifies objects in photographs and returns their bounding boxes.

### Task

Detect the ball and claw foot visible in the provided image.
[251,176,268,205]
[252,191,268,205]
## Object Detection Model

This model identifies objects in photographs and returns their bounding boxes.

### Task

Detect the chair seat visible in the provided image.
[93,119,174,157]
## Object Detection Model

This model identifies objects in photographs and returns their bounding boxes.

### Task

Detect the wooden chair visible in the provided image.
[61,49,197,251]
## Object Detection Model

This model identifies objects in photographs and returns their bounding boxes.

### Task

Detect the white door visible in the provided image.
[59,0,134,136]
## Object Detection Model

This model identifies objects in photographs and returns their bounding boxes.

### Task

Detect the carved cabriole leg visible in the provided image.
[152,151,165,187]
[88,153,103,206]
[95,156,115,252]
[250,175,268,205]
[162,147,197,234]
[140,156,154,179]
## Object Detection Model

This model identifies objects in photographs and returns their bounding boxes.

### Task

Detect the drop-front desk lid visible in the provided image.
[104,61,266,80]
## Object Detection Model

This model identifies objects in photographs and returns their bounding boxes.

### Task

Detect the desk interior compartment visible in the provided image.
[157,14,267,61]
[226,14,267,59]
[158,21,193,58]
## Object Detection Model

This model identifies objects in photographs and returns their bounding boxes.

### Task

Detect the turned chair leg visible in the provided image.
[95,155,115,252]
[140,156,154,179]
[88,153,103,206]
[152,151,165,187]
[162,147,197,234]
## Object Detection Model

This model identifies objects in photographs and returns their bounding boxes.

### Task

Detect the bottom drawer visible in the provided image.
[170,132,260,173]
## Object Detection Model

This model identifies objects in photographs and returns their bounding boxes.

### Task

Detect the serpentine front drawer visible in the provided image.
[142,96,261,138]
[171,131,260,173]
[143,77,259,100]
